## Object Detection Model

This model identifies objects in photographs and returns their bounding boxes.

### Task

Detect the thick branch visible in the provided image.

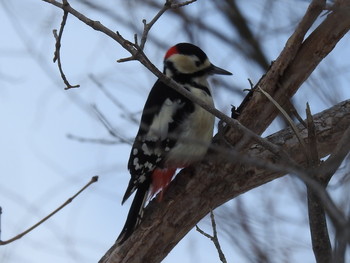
[100,100,350,263]
[226,0,350,141]
[41,0,350,261]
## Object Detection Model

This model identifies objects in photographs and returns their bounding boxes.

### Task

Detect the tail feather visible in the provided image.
[117,183,149,244]
[121,180,137,205]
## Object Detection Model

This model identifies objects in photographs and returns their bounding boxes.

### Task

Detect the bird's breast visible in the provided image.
[164,86,215,167]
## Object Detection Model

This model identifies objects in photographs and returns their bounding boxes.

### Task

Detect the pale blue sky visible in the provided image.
[1,1,349,262]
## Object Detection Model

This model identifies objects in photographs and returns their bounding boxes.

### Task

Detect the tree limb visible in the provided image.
[41,0,350,261]
[0,176,98,245]
[100,99,350,263]
[52,0,80,89]
[225,0,350,143]
[196,211,227,263]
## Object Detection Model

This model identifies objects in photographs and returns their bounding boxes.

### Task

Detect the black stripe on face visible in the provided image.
[163,61,211,96]
[188,82,211,96]
[165,61,212,83]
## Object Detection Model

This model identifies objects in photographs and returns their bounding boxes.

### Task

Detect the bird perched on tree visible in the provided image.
[117,43,232,244]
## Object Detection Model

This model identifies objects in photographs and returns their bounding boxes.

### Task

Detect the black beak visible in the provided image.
[210,64,232,75]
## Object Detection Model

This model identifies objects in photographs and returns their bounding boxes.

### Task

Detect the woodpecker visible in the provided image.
[117,43,232,244]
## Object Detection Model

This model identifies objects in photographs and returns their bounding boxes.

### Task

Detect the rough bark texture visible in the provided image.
[226,0,350,142]
[38,0,350,261]
[98,1,350,261]
[100,99,350,263]
[307,188,332,263]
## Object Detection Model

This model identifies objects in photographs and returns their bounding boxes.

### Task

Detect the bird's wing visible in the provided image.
[123,80,193,203]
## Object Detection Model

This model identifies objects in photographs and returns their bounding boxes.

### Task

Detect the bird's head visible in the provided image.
[163,43,232,80]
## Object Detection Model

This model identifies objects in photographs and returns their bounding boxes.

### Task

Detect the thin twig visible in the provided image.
[333,223,350,263]
[307,188,333,263]
[91,105,132,145]
[67,134,120,145]
[43,0,348,218]
[305,103,332,263]
[258,86,308,157]
[0,176,98,245]
[306,103,320,167]
[316,121,350,261]
[119,0,197,62]
[317,125,350,182]
[43,0,293,164]
[286,99,307,127]
[88,74,138,124]
[139,1,171,50]
[196,211,227,263]
[43,0,346,229]
[139,0,196,50]
[41,2,350,260]
[52,0,80,90]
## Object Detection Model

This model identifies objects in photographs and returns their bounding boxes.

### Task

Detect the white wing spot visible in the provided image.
[133,148,138,155]
[138,175,146,183]
[144,161,154,170]
[141,143,152,156]
[133,158,142,170]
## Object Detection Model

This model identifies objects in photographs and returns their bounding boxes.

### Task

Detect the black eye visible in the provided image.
[195,60,201,67]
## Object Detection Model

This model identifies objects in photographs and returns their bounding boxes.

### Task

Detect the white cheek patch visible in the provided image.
[169,54,197,74]
[169,55,211,74]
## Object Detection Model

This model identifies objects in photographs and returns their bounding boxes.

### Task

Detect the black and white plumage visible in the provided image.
[117,43,232,244]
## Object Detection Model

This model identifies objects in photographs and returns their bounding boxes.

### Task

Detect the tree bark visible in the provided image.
[98,1,350,261]
[41,0,350,262]
[99,1,350,260]
[226,0,350,142]
[100,99,350,263]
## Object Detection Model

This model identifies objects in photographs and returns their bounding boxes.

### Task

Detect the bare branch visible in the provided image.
[42,0,296,171]
[258,85,308,157]
[317,125,350,182]
[333,223,350,263]
[139,1,170,50]
[0,176,98,245]
[89,74,139,124]
[100,99,350,263]
[213,0,270,70]
[196,211,227,263]
[232,0,327,121]
[305,104,332,263]
[307,189,332,263]
[52,0,80,90]
[92,105,132,145]
[66,134,120,145]
[119,0,197,61]
[40,0,350,261]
